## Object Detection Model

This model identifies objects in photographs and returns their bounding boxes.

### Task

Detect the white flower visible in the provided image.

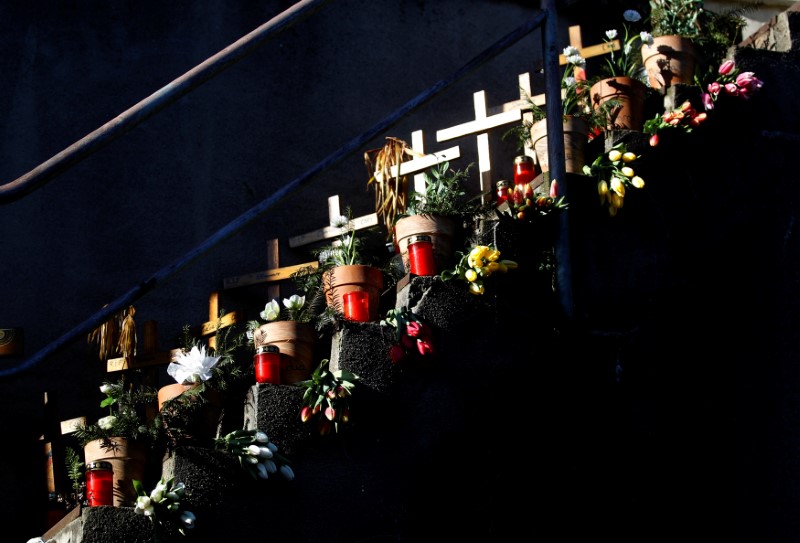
[640,31,653,46]
[167,345,220,385]
[247,444,261,456]
[623,9,641,22]
[254,430,269,443]
[97,415,116,430]
[244,454,259,465]
[605,29,617,40]
[246,330,254,341]
[564,76,576,87]
[283,294,305,312]
[259,299,281,321]
[562,45,579,56]
[99,383,113,394]
[135,495,153,516]
[330,214,348,228]
[279,464,295,481]
[624,43,632,55]
[180,511,196,529]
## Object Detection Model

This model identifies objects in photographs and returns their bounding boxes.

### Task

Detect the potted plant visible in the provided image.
[641,0,753,90]
[393,160,487,275]
[73,376,159,507]
[589,8,651,131]
[504,47,610,176]
[157,318,247,450]
[245,294,319,384]
[316,209,386,322]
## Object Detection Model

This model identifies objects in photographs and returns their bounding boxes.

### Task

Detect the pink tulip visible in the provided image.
[724,83,739,96]
[718,60,735,75]
[701,93,714,111]
[649,134,659,147]
[406,321,422,337]
[300,406,312,422]
[324,406,336,421]
[550,179,559,198]
[707,81,721,96]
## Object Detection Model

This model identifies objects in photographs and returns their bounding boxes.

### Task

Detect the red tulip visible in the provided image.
[389,344,405,364]
[300,406,312,422]
[719,60,735,75]
[324,406,336,421]
[406,321,422,337]
[649,134,659,147]
[417,339,435,356]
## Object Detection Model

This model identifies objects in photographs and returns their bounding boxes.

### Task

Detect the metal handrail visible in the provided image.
[0,0,331,204]
[0,8,554,378]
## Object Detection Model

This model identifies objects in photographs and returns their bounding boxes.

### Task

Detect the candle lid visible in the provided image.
[407,234,432,245]
[496,179,510,188]
[514,155,534,165]
[86,461,113,471]
[256,345,280,355]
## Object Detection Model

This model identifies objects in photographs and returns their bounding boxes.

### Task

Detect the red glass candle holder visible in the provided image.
[513,155,536,187]
[495,180,511,206]
[254,345,281,384]
[343,291,370,322]
[407,234,436,276]
[86,461,114,507]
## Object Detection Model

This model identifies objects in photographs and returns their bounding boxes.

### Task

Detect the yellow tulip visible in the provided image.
[632,176,645,188]
[597,179,608,196]
[621,166,634,178]
[622,152,637,162]
[485,249,501,262]
[487,262,500,273]
[610,177,625,197]
[465,269,478,282]
[608,149,622,161]
[469,282,485,295]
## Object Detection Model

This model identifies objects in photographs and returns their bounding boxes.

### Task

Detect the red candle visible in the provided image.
[86,461,113,507]
[343,291,370,322]
[495,180,511,206]
[407,235,436,276]
[254,345,281,384]
[513,155,536,187]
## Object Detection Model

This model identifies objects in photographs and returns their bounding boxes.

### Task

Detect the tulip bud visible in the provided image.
[622,152,637,163]
[549,179,558,198]
[649,134,659,147]
[324,406,336,421]
[279,464,296,481]
[620,166,634,178]
[300,406,312,422]
[608,149,622,161]
[718,59,735,75]
[632,176,645,189]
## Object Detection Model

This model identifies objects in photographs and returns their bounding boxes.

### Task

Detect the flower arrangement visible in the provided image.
[133,477,196,536]
[296,358,358,435]
[73,377,159,447]
[245,294,317,346]
[381,307,435,364]
[441,245,518,295]
[501,180,568,223]
[214,428,295,481]
[582,142,645,216]
[600,9,651,80]
[644,60,763,146]
[646,0,704,39]
[167,345,221,386]
[701,59,764,109]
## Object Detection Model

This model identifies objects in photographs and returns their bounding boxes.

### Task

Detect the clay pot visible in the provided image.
[253,321,317,384]
[393,214,457,275]
[531,116,589,174]
[641,35,697,89]
[83,437,147,507]
[589,76,647,131]
[323,264,384,322]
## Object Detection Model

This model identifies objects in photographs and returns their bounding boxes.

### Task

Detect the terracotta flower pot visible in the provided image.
[589,76,647,131]
[253,321,317,384]
[531,116,589,174]
[641,35,697,90]
[83,437,147,507]
[157,382,223,447]
[157,382,198,410]
[394,214,457,275]
[323,264,384,322]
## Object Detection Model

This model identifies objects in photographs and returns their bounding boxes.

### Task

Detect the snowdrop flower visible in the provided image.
[180,511,196,530]
[279,464,296,481]
[167,345,220,385]
[135,495,154,516]
[254,430,269,443]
